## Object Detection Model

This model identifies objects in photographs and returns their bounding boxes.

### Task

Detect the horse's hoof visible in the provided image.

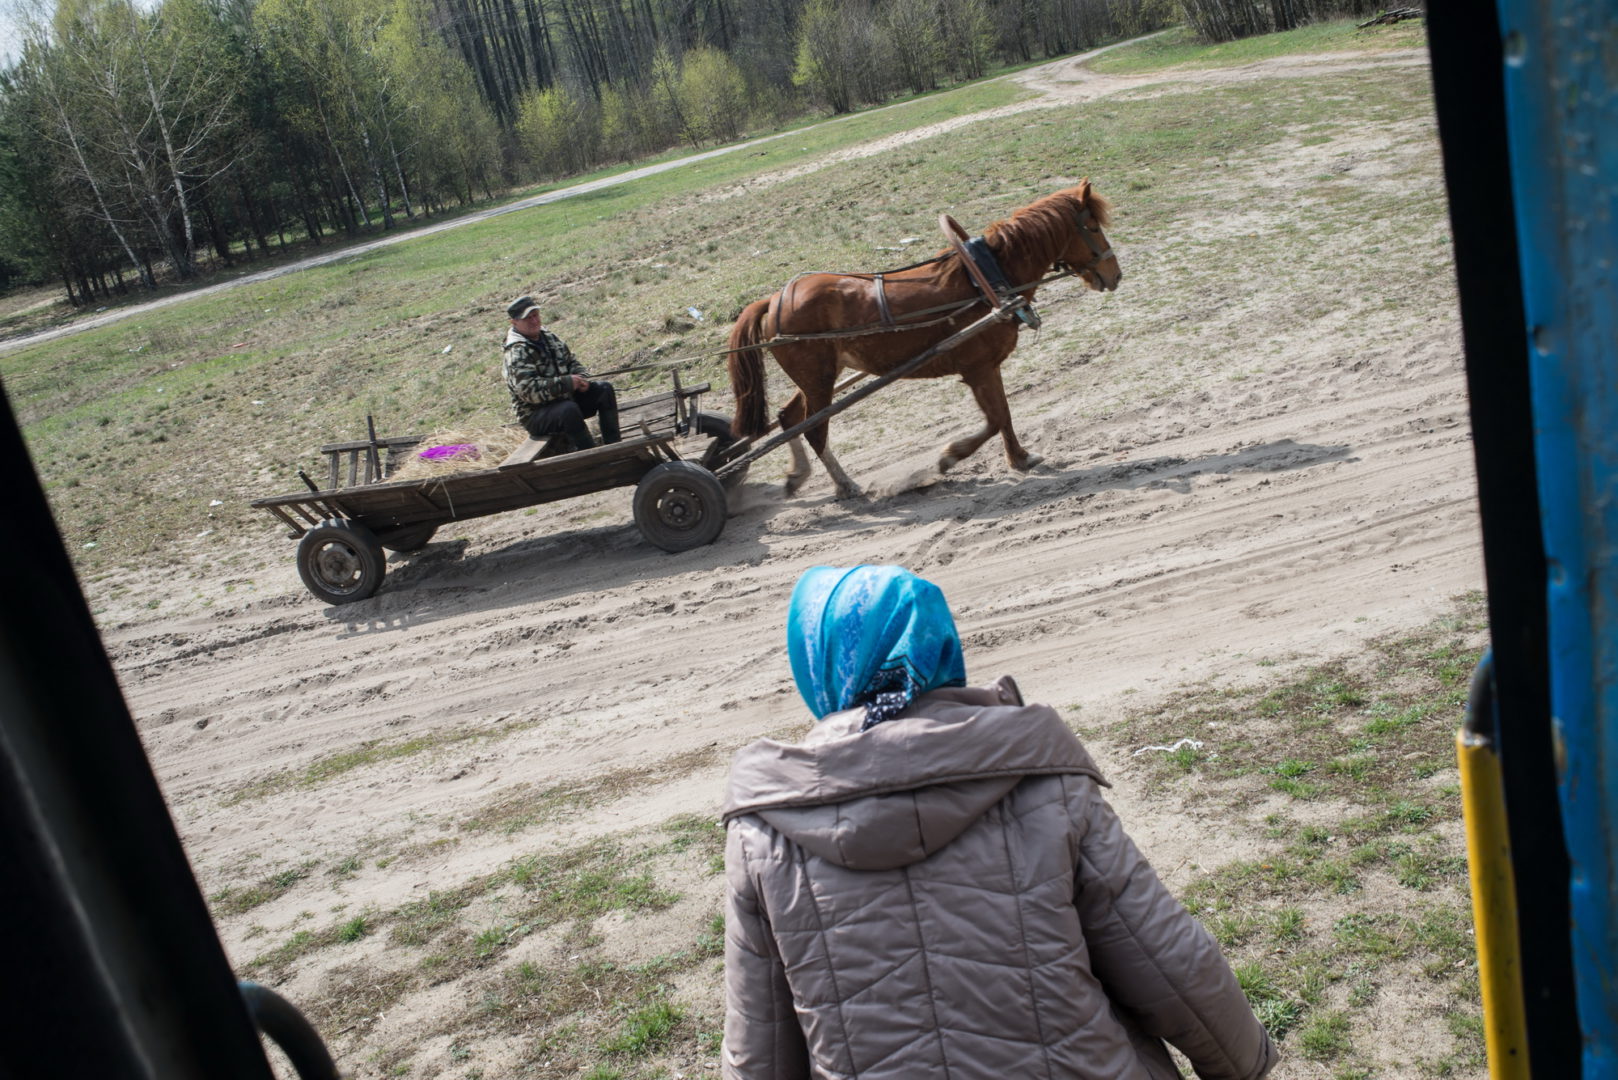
[1012,452,1044,472]
[938,454,959,473]
[835,484,864,501]
[783,477,805,497]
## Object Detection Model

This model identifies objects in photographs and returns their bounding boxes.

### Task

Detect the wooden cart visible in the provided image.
[251,378,745,605]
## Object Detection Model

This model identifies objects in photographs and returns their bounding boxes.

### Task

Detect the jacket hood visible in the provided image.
[723,676,1106,871]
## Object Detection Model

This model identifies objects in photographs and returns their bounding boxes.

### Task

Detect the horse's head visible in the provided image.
[1059,181,1121,292]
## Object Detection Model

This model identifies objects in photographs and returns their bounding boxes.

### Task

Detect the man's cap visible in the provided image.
[507,295,541,320]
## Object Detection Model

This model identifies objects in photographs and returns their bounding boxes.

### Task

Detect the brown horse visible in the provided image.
[727,180,1120,497]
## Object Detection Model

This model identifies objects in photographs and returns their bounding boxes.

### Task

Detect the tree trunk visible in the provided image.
[377,91,415,219]
[128,1,196,278]
[235,173,271,254]
[46,90,154,289]
[202,196,232,264]
[317,101,370,230]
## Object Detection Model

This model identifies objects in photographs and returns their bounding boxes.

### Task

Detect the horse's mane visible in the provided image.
[983,183,1112,254]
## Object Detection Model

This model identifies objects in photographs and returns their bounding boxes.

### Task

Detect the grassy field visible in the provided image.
[1097,595,1485,1078]
[1088,18,1428,74]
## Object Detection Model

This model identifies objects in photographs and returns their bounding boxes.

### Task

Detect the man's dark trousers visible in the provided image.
[522,382,620,449]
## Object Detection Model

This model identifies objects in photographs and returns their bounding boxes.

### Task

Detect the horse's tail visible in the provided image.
[728,299,772,439]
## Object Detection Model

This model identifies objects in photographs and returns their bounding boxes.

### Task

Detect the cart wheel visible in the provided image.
[695,411,750,491]
[377,523,438,553]
[297,520,385,604]
[634,461,727,552]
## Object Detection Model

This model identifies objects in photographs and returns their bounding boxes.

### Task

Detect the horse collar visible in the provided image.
[964,237,1042,330]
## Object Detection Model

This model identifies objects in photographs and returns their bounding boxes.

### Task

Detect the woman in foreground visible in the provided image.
[721,565,1277,1080]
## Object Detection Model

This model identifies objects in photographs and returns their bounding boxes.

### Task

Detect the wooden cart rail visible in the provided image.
[253,433,683,539]
[318,435,427,489]
[307,382,711,492]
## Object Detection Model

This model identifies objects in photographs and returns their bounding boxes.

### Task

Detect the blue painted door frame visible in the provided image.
[1494,2,1618,1072]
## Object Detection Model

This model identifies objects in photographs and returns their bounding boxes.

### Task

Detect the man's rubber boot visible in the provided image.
[599,406,622,445]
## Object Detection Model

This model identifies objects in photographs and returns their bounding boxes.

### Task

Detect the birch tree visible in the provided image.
[13,2,155,286]
[50,0,240,278]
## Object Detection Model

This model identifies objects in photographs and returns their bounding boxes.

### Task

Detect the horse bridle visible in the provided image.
[1059,206,1115,278]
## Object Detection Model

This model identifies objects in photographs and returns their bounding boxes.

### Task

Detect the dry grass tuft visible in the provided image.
[387,427,527,482]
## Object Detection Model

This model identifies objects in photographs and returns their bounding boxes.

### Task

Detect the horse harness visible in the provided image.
[939,213,1042,330]
[762,205,1110,345]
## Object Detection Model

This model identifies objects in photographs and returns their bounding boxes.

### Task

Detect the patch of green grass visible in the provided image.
[392,889,469,947]
[1116,595,1484,803]
[1269,775,1323,799]
[1090,20,1426,76]
[254,928,316,969]
[1296,1010,1353,1060]
[1273,906,1306,943]
[229,712,620,805]
[1381,800,1436,829]
[665,812,727,874]
[1436,1010,1487,1071]
[460,781,593,835]
[696,912,726,958]
[1365,703,1432,736]
[226,733,466,803]
[1235,961,1303,1039]
[512,840,682,924]
[600,999,682,1056]
[473,925,508,958]
[1167,741,1204,770]
[209,860,317,916]
[245,834,684,981]
[461,748,727,837]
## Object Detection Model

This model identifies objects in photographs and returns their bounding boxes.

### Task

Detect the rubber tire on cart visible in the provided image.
[633,460,727,552]
[694,411,750,492]
[376,523,438,553]
[297,520,385,605]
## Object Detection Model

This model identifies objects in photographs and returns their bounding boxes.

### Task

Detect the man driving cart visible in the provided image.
[502,295,621,452]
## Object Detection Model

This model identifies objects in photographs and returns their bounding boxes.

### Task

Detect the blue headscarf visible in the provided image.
[787,565,967,730]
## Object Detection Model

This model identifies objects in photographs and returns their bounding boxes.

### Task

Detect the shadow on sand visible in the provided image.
[320,437,1348,635]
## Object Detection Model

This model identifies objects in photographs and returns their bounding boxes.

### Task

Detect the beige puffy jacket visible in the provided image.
[721,677,1277,1080]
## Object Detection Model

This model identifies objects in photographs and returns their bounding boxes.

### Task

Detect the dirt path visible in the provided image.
[92,41,1477,1080]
